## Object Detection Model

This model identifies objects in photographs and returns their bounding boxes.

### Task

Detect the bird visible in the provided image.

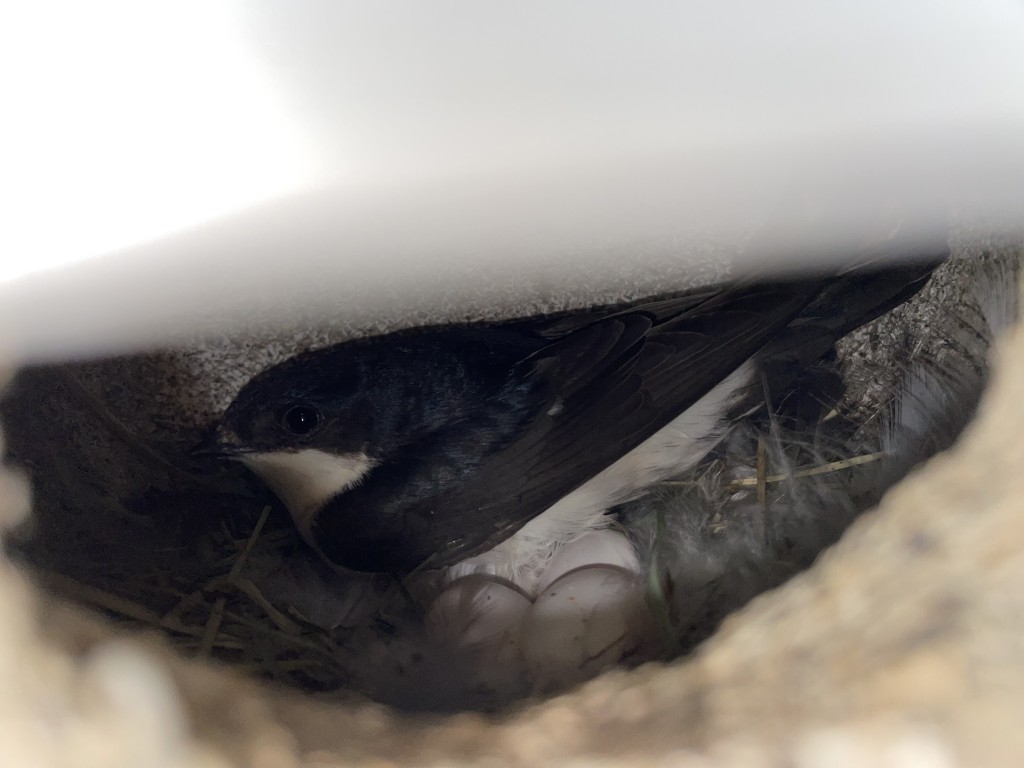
[198,254,944,695]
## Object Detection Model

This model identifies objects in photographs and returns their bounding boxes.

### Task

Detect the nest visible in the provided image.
[1,249,1019,713]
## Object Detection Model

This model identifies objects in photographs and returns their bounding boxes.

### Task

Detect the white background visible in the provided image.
[1,2,1022,359]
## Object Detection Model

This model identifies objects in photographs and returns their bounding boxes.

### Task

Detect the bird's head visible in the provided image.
[196,347,382,546]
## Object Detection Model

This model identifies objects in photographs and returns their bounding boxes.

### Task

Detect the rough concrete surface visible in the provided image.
[3,240,1024,766]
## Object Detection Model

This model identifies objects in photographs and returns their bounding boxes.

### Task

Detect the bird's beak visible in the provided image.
[190,424,252,459]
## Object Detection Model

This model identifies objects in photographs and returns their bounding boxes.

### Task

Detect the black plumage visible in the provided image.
[215,257,942,574]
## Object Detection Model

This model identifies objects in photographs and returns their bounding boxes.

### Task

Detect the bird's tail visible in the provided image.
[630,253,1019,657]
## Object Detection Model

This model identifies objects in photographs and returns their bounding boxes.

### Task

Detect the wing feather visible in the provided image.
[315,280,823,571]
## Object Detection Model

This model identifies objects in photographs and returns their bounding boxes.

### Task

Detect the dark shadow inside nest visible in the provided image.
[0,254,1016,713]
[0,365,348,689]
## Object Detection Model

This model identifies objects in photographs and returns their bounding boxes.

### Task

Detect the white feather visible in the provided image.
[973,256,1021,340]
[240,449,376,543]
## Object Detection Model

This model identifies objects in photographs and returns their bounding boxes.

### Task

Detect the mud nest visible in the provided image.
[1,247,1018,712]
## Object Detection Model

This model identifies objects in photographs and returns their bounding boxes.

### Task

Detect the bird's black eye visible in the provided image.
[282,405,322,435]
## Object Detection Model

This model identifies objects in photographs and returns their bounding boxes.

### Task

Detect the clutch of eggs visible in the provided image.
[425,530,650,691]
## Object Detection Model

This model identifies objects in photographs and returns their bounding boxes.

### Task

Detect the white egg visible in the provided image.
[522,565,647,690]
[425,574,532,654]
[536,529,640,594]
[425,574,534,697]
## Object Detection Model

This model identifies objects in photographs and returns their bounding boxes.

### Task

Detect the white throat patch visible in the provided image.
[241,449,376,543]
